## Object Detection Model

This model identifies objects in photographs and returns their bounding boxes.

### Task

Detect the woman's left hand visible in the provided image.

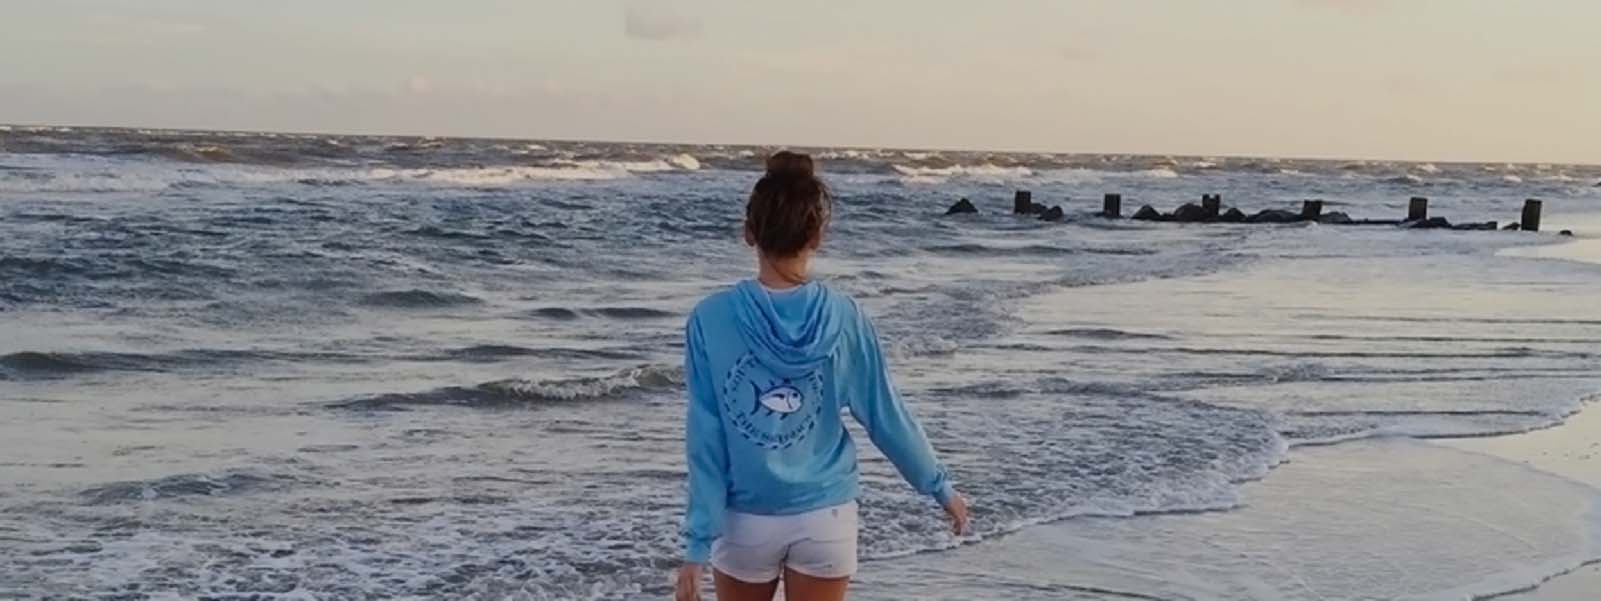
[943,494,970,535]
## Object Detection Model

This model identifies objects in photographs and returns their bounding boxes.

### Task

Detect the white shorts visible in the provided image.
[711,501,859,583]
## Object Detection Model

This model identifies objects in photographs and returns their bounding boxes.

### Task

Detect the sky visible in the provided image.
[3,0,1600,163]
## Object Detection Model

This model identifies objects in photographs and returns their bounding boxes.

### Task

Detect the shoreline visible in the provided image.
[859,409,1601,601]
[1440,401,1601,601]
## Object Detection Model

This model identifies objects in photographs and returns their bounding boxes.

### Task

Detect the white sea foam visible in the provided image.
[666,153,701,170]
[1504,174,1526,183]
[891,164,1034,179]
[1136,167,1180,179]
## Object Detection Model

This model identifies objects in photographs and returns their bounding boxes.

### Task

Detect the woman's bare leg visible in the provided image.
[782,568,850,601]
[714,569,779,601]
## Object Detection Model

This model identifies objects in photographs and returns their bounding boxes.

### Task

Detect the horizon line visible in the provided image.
[3,120,1598,169]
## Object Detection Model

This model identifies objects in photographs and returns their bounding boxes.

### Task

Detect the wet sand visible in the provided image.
[1443,404,1601,600]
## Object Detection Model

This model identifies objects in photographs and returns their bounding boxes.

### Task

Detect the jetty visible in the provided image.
[946,192,1551,232]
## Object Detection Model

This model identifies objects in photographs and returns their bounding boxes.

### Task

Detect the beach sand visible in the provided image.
[1471,220,1601,600]
[860,429,1601,601]
[1441,404,1601,600]
[1501,213,1601,267]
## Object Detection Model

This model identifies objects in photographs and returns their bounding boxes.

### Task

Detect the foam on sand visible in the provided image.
[1440,402,1601,601]
[854,437,1601,601]
[1499,215,1601,267]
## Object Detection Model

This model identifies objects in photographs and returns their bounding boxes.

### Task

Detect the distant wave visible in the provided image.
[357,289,483,309]
[0,256,94,277]
[920,243,1156,257]
[1059,344,1591,360]
[0,344,644,381]
[528,306,677,321]
[892,163,1034,180]
[1045,328,1175,341]
[79,469,307,505]
[0,351,146,376]
[327,364,684,411]
[1134,167,1180,179]
[421,344,646,363]
[0,348,365,380]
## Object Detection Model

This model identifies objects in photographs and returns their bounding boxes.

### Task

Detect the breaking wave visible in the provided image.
[327,364,684,411]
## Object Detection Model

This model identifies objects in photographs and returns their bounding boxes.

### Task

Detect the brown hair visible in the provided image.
[745,151,832,258]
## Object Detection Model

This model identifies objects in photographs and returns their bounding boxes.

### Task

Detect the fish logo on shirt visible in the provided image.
[753,382,804,418]
[722,354,826,450]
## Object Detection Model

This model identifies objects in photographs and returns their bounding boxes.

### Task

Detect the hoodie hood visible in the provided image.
[730,279,843,378]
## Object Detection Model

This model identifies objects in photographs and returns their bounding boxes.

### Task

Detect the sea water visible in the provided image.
[2,127,1600,599]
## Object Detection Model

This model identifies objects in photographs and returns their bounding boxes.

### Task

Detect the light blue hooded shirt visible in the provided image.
[681,279,956,563]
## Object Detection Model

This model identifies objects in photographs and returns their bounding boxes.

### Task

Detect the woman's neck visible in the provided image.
[757,254,811,289]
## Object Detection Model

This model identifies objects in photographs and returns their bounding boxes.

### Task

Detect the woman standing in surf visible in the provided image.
[675,152,970,601]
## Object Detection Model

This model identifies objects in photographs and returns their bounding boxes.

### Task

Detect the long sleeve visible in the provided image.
[845,313,956,507]
[681,314,729,563]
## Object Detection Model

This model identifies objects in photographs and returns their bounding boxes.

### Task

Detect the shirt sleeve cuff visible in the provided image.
[685,538,713,564]
[932,482,957,507]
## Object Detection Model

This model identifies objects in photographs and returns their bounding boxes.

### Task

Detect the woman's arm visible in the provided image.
[682,314,729,564]
[844,312,957,508]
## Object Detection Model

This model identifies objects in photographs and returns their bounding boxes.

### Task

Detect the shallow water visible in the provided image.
[3,127,1601,599]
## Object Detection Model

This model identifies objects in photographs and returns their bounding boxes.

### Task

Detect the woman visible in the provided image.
[674,152,969,601]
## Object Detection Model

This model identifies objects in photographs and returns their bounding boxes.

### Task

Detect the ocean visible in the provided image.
[2,125,1600,600]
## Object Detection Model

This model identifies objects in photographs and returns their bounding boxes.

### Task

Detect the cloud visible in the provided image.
[1299,0,1390,13]
[623,1,702,41]
[88,11,208,35]
[1060,46,1099,62]
[1496,65,1564,86]
[407,76,431,95]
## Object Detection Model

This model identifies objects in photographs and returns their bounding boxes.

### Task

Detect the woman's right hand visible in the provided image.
[944,494,971,535]
[674,563,703,601]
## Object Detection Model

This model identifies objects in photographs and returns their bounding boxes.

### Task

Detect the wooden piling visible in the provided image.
[1103,193,1122,219]
[1522,199,1543,232]
[1013,191,1034,214]
[1302,200,1324,221]
[1408,197,1429,221]
[1202,194,1222,220]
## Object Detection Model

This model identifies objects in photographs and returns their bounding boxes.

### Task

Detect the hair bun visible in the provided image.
[765,151,815,178]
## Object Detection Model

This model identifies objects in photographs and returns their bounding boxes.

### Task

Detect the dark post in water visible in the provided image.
[1523,199,1543,232]
[1103,193,1123,219]
[1014,191,1034,214]
[1302,200,1324,221]
[1202,194,1222,220]
[1409,197,1429,221]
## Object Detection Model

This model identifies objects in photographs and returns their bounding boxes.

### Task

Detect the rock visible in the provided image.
[1170,203,1208,223]
[1245,209,1302,224]
[1318,211,1354,225]
[1300,200,1325,221]
[1560,230,1575,237]
[1038,206,1065,221]
[1503,222,1522,231]
[1132,205,1164,221]
[1218,208,1247,223]
[1452,221,1498,231]
[945,198,978,215]
[1405,217,1452,230]
[1013,191,1034,214]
